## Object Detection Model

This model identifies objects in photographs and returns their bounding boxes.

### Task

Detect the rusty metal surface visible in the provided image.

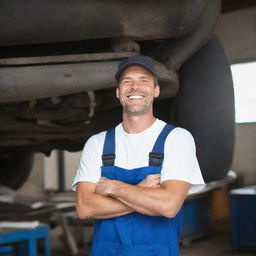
[0,58,178,103]
[0,52,137,66]
[0,0,208,46]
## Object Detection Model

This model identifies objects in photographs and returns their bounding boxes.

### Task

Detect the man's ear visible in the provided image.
[116,87,120,99]
[154,85,160,98]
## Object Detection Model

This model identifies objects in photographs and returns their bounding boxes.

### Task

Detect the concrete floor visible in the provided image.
[49,232,255,256]
[180,234,255,256]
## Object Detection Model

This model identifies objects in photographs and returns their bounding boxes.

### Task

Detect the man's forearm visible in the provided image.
[83,194,134,219]
[108,180,173,217]
[105,179,190,218]
[77,183,134,219]
[77,176,188,219]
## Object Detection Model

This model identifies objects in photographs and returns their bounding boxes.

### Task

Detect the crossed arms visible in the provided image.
[76,174,190,220]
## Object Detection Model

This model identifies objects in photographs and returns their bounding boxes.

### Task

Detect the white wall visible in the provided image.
[18,150,81,194]
[231,123,256,185]
[214,7,256,186]
[43,150,58,191]
[43,150,81,191]
[64,151,81,190]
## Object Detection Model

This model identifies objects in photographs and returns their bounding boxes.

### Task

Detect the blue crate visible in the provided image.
[180,193,211,239]
[230,186,256,251]
[0,246,14,256]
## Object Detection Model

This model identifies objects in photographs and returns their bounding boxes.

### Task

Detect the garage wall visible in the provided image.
[18,150,81,194]
[43,150,81,191]
[231,123,256,185]
[214,7,256,186]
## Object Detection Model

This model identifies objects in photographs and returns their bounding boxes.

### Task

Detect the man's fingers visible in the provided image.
[147,174,160,179]
[137,174,161,187]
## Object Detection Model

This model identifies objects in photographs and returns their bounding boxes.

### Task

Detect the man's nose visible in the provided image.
[131,80,140,90]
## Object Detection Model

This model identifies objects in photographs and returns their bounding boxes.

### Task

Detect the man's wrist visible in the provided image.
[107,180,122,197]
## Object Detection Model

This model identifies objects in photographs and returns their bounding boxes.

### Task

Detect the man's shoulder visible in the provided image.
[85,130,106,148]
[86,123,121,145]
[157,119,191,136]
[165,125,196,148]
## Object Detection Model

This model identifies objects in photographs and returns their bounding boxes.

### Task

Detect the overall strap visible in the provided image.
[102,128,116,166]
[149,124,175,167]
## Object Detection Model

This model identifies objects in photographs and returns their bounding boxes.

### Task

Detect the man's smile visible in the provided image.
[116,65,160,115]
[127,95,144,99]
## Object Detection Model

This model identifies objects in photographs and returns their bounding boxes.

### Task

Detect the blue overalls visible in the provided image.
[90,124,183,256]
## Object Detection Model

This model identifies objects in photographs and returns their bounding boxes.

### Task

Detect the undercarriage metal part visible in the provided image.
[0,53,178,103]
[0,0,209,46]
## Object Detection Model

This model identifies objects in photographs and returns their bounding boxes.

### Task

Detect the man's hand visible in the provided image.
[96,177,114,196]
[96,174,160,197]
[137,174,160,188]
[77,181,134,219]
[94,175,189,218]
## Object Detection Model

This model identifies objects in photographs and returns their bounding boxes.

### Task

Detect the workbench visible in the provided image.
[0,225,51,256]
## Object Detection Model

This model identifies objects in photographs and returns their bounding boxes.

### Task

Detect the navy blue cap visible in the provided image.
[115,55,158,82]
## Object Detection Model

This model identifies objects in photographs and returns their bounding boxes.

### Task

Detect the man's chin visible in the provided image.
[124,107,149,116]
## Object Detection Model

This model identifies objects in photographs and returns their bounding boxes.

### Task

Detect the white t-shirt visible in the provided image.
[72,119,205,194]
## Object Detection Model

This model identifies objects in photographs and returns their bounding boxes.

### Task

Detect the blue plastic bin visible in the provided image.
[181,193,211,239]
[230,186,256,251]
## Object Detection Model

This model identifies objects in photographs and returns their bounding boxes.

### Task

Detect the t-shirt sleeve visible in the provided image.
[161,128,205,195]
[71,133,104,191]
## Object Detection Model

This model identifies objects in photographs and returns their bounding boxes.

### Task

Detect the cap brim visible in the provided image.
[115,61,157,81]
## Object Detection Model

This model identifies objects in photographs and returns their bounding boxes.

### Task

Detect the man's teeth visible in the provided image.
[128,96,143,99]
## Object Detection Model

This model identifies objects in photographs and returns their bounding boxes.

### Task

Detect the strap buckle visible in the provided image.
[149,152,164,167]
[102,154,116,166]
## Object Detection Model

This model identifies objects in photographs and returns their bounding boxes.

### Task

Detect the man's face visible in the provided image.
[116,65,160,115]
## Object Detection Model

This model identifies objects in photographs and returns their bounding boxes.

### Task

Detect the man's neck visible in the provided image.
[122,112,157,134]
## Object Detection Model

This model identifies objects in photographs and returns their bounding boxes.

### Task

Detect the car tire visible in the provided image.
[174,35,235,182]
[0,150,34,189]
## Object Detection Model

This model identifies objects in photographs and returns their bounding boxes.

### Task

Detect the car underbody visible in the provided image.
[0,0,237,188]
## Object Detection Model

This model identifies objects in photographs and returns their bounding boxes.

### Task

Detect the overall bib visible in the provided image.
[90,124,183,256]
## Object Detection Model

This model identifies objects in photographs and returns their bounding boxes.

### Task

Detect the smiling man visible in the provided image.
[72,55,205,256]
[116,65,159,115]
